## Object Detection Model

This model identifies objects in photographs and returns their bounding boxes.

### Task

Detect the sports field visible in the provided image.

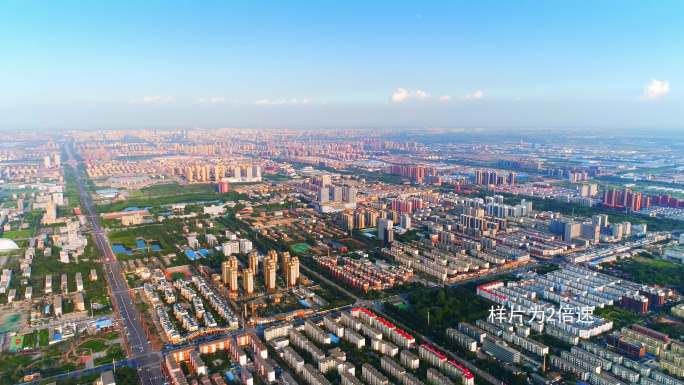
[291,242,311,254]
[9,335,23,352]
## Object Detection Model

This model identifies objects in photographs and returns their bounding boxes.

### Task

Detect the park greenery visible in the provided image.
[384,283,492,334]
[128,182,223,198]
[108,221,185,255]
[0,231,110,309]
[0,209,42,240]
[0,341,88,385]
[262,173,293,182]
[114,367,142,385]
[0,229,32,239]
[606,254,684,292]
[594,306,643,330]
[96,182,246,213]
[63,165,83,209]
[383,283,529,385]
[23,235,111,314]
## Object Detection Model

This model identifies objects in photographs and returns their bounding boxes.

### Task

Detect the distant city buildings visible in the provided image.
[603,188,647,212]
[7,127,684,385]
[474,170,516,186]
[387,164,437,184]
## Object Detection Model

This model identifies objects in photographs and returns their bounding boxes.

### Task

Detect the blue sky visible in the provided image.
[0,0,682,130]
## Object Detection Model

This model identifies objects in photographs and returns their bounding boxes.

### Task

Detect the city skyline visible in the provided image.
[2,126,684,385]
[1,0,682,130]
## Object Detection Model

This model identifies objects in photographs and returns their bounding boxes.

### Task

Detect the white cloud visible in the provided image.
[463,90,484,100]
[129,96,175,104]
[641,79,670,100]
[254,98,310,105]
[391,88,484,103]
[415,90,430,99]
[390,88,432,103]
[391,88,411,103]
[196,96,227,104]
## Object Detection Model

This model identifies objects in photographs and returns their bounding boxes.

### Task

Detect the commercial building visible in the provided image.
[378,218,394,244]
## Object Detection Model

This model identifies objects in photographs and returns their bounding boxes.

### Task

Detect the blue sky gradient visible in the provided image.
[0,0,682,130]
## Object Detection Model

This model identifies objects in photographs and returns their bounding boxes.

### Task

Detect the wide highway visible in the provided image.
[65,144,165,385]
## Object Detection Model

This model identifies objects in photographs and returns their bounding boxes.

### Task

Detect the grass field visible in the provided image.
[79,339,107,352]
[127,182,218,198]
[0,229,32,239]
[262,173,293,182]
[21,332,36,349]
[290,242,311,254]
[108,221,185,256]
[98,188,246,213]
[38,329,49,347]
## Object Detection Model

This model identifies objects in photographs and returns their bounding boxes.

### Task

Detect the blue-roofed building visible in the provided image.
[95,318,113,330]
[185,249,198,260]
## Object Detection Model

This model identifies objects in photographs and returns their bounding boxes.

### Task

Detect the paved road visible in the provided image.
[65,144,165,385]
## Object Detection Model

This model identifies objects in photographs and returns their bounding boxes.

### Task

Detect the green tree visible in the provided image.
[114,366,141,385]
